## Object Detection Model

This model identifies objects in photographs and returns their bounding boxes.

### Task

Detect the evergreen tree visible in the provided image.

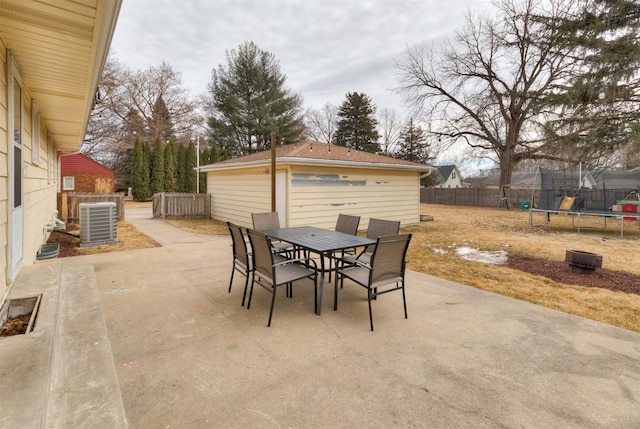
[210,145,220,163]
[176,144,187,192]
[537,0,640,161]
[209,144,231,163]
[199,147,210,193]
[163,141,177,192]
[395,119,431,163]
[142,140,151,179]
[112,108,145,190]
[184,141,198,193]
[332,92,380,153]
[151,96,175,143]
[149,139,165,195]
[207,41,305,156]
[131,138,150,200]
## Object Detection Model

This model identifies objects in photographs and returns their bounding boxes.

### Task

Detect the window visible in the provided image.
[63,176,75,190]
[32,101,40,164]
[451,171,456,179]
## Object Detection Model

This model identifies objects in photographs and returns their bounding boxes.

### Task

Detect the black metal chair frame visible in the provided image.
[247,229,319,327]
[334,234,412,331]
[227,222,253,306]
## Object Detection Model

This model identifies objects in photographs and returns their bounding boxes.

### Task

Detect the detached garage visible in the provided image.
[200,141,434,230]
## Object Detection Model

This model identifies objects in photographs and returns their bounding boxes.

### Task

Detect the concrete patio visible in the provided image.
[2,208,640,428]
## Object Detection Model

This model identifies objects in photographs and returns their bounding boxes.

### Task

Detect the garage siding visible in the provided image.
[208,167,271,228]
[288,165,419,230]
[207,163,421,230]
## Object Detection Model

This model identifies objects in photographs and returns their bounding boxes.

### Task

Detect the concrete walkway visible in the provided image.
[5,208,640,428]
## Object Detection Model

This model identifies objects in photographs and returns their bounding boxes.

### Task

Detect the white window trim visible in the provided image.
[31,100,40,164]
[63,176,75,191]
[47,133,52,184]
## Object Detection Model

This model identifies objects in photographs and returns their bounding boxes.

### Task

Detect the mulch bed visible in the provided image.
[507,255,640,295]
[46,224,81,258]
[0,313,31,337]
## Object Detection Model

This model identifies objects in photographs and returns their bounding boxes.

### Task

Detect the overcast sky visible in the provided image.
[109,0,493,118]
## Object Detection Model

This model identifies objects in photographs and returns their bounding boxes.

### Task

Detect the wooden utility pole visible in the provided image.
[271,131,276,211]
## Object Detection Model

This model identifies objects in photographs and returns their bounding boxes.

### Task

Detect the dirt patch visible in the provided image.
[508,255,640,295]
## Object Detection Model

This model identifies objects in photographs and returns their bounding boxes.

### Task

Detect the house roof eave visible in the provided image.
[199,157,435,173]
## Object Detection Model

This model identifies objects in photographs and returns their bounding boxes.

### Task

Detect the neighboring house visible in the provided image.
[0,2,121,300]
[200,141,435,230]
[463,176,486,189]
[60,153,115,193]
[433,165,463,188]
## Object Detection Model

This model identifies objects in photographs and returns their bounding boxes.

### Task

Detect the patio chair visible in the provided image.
[251,212,294,255]
[326,214,361,281]
[344,218,400,266]
[335,213,361,235]
[246,229,319,327]
[334,234,412,331]
[227,222,254,306]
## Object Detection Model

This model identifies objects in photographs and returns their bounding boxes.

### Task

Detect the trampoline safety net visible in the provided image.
[537,168,640,212]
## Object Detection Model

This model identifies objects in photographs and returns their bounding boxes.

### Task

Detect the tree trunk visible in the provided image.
[498,147,515,189]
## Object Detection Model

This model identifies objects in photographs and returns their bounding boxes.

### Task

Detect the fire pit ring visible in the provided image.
[565,250,602,274]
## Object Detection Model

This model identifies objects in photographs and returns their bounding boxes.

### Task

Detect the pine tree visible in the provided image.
[540,0,640,158]
[149,139,165,195]
[163,141,177,192]
[151,96,175,143]
[208,41,305,155]
[131,138,150,200]
[332,92,380,153]
[184,141,198,193]
[395,119,431,163]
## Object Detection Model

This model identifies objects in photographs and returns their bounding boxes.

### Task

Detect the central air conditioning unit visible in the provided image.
[79,202,118,247]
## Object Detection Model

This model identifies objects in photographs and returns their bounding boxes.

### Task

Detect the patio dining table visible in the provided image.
[259,226,376,315]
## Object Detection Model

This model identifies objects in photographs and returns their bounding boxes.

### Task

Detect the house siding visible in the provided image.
[0,45,8,299]
[1,45,59,300]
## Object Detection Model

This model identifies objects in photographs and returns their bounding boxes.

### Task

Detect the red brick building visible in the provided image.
[60,153,115,193]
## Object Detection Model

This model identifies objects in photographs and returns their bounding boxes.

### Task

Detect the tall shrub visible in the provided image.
[131,138,150,200]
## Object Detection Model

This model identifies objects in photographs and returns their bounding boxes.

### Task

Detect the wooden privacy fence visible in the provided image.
[421,187,635,210]
[58,192,125,221]
[421,188,540,208]
[153,193,211,218]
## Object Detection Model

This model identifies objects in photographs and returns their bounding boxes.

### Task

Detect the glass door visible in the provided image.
[8,55,24,279]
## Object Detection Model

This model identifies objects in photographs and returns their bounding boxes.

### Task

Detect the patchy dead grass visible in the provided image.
[75,220,160,255]
[162,217,229,235]
[403,205,640,333]
[124,200,152,209]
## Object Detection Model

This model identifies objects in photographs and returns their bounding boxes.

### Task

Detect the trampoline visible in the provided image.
[529,167,640,237]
